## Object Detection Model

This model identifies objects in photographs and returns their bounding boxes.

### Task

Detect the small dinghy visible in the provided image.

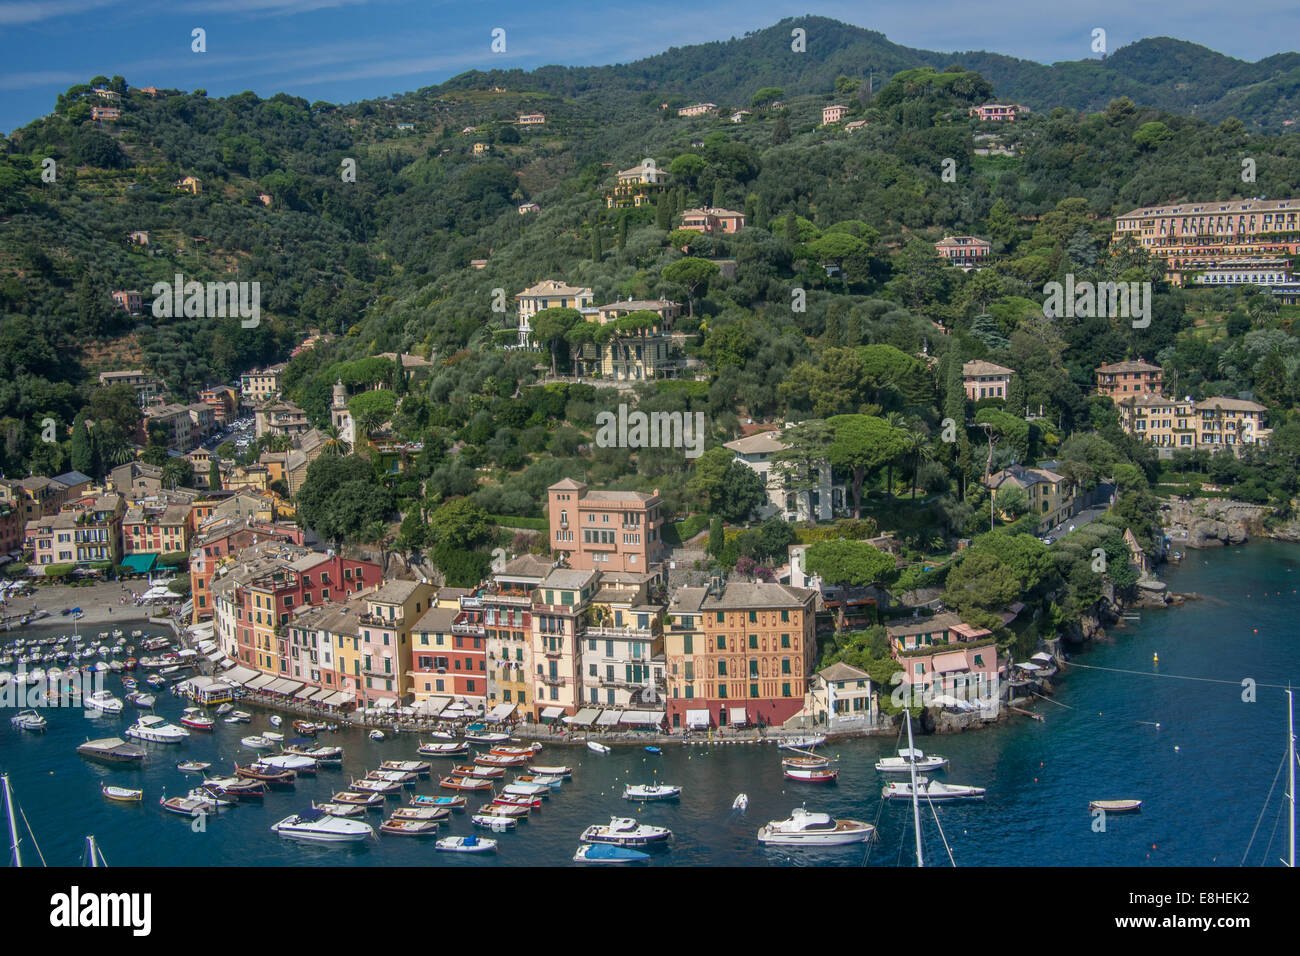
[224,710,252,724]
[645,746,662,755]
[411,794,467,810]
[368,730,386,741]
[263,731,284,742]
[574,843,650,864]
[732,793,749,811]
[269,715,283,727]
[1089,799,1142,813]
[436,834,496,853]
[784,767,839,784]
[380,817,441,836]
[126,691,156,709]
[102,784,143,803]
[623,784,682,801]
[241,735,276,750]
[177,760,211,773]
[587,741,611,754]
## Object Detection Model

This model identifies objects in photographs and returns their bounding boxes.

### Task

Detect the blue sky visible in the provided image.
[1,0,1297,134]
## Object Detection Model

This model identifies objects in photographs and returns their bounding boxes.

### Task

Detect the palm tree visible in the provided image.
[905,429,934,500]
[357,410,385,445]
[321,424,351,457]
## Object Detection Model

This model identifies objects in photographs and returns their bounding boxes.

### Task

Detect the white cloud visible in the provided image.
[0,0,117,26]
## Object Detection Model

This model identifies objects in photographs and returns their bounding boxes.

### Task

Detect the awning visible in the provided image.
[246,673,277,690]
[595,710,622,727]
[293,686,316,699]
[686,709,710,729]
[569,707,601,727]
[414,696,450,716]
[324,691,354,707]
[486,702,516,721]
[277,680,305,696]
[1014,660,1043,671]
[620,710,661,725]
[932,652,971,674]
[205,651,225,663]
[120,554,158,573]
[540,706,564,720]
[729,707,747,726]
[1030,652,1054,662]
[373,698,396,711]
[310,688,334,702]
[224,665,259,685]
[262,678,290,694]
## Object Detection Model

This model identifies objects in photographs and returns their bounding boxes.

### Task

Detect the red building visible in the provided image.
[411,597,488,706]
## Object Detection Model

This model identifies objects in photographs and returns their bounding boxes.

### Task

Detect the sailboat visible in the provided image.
[3,774,46,867]
[83,835,108,867]
[897,710,961,867]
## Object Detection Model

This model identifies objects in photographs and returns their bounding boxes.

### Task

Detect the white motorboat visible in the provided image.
[587,741,611,754]
[83,691,124,714]
[241,735,276,750]
[623,784,682,801]
[757,807,876,846]
[259,754,317,774]
[436,835,496,853]
[501,782,548,798]
[10,709,47,731]
[368,730,386,741]
[779,735,826,750]
[581,817,671,846]
[883,779,986,800]
[126,691,157,708]
[125,714,190,743]
[271,808,375,843]
[527,764,573,777]
[574,844,651,863]
[875,747,948,774]
[732,793,749,811]
[263,731,284,742]
[463,731,509,744]
[269,715,283,727]
[224,710,252,723]
[472,813,517,831]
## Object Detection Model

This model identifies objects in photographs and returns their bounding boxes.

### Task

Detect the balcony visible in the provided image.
[484,592,533,607]
[539,675,568,687]
[359,612,401,627]
[585,625,654,640]
[451,622,482,636]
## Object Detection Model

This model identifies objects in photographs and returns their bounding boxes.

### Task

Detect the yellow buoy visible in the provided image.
[1153,653,1159,663]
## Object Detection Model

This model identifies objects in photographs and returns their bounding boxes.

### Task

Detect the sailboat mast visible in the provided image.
[905,710,923,867]
[3,775,21,868]
[86,835,99,868]
[1288,689,1295,868]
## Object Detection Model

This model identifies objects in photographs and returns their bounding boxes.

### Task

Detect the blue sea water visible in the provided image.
[3,541,1298,867]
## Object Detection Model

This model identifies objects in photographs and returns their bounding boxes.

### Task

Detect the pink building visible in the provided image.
[969,104,1029,121]
[679,207,746,235]
[887,613,1001,701]
[821,104,848,125]
[935,236,992,268]
[547,479,666,572]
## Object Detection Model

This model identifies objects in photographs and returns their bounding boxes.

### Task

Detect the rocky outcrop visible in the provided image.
[1160,498,1263,549]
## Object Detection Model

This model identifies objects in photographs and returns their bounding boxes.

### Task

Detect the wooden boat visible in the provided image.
[235,763,296,787]
[472,812,517,830]
[331,790,385,808]
[349,777,401,795]
[390,806,451,823]
[623,784,681,801]
[527,765,572,777]
[574,844,650,863]
[292,719,318,736]
[381,817,440,836]
[380,760,431,776]
[476,802,529,818]
[473,752,530,767]
[782,755,830,770]
[1089,799,1142,813]
[160,790,228,817]
[779,735,826,751]
[501,782,549,798]
[435,835,496,853]
[259,754,317,775]
[417,741,469,757]
[411,794,467,810]
[587,741,611,754]
[452,763,504,779]
[102,784,143,803]
[491,794,542,809]
[176,760,211,773]
[439,775,494,792]
[202,776,266,800]
[783,767,839,784]
[488,744,542,757]
[365,769,417,785]
[516,774,564,788]
[313,801,365,818]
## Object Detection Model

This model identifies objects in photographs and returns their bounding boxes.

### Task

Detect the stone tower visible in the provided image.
[330,380,355,445]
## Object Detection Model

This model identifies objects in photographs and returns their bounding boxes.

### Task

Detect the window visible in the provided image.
[781,609,790,623]
[718,661,727,677]
[750,683,759,698]
[748,659,758,678]
[782,683,791,698]
[782,658,791,674]
[683,634,692,655]
[748,634,758,649]
[748,610,757,624]
[781,633,790,648]
[716,611,724,623]
[717,635,726,651]
[718,684,727,698]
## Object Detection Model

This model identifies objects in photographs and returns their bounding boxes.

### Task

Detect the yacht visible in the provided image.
[580,817,672,846]
[271,808,375,843]
[875,747,949,774]
[10,710,47,731]
[83,691,124,714]
[125,714,191,744]
[757,807,876,846]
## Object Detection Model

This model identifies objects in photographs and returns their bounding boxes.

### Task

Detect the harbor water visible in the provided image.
[3,541,1298,866]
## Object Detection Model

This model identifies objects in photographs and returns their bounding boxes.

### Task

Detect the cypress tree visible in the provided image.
[209,458,221,491]
[708,515,724,556]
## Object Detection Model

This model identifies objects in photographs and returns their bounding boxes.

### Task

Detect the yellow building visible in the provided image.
[1196,396,1271,453]
[1117,393,1197,450]
[573,298,681,381]
[983,464,1076,534]
[530,567,598,720]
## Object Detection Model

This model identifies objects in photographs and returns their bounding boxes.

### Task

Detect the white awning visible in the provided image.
[414,696,450,715]
[569,707,601,727]
[729,707,747,726]
[310,688,334,702]
[205,651,225,663]
[276,680,305,696]
[293,686,316,699]
[540,706,564,720]
[1014,661,1043,671]
[224,665,259,685]
[323,691,354,707]
[620,710,662,725]
[686,709,710,729]
[595,710,622,727]
[373,697,396,711]
[246,673,277,690]
[1030,652,1054,662]
[486,703,516,721]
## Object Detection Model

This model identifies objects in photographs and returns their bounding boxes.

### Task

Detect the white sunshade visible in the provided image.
[1015,661,1043,671]
[595,710,622,727]
[486,702,516,721]
[205,651,225,663]
[293,686,316,699]
[324,691,354,707]
[570,707,601,727]
[1030,652,1054,662]
[415,696,450,715]
[540,706,564,720]
[277,680,305,696]
[246,673,277,690]
[686,709,710,729]
[223,666,259,685]
[373,698,396,711]
[310,688,334,702]
[619,710,661,725]
[729,707,748,726]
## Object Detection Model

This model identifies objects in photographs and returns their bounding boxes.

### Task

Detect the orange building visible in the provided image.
[1095,359,1163,400]
[547,479,665,572]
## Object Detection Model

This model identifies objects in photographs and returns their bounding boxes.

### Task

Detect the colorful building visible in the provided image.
[962,359,1015,401]
[1095,359,1163,400]
[530,568,598,720]
[547,478,666,572]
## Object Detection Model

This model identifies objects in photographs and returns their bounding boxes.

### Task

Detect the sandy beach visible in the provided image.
[0,580,171,627]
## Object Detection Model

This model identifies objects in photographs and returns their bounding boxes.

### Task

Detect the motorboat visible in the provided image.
[477,802,529,819]
[366,769,417,785]
[472,812,517,830]
[269,715,283,727]
[380,760,431,776]
[330,790,385,809]
[875,747,948,774]
[214,703,234,716]
[574,844,650,863]
[439,775,494,792]
[296,745,344,764]
[263,731,284,742]
[313,801,366,818]
[161,792,221,817]
[580,817,672,846]
[241,735,276,750]
[587,741,611,755]
[120,677,138,690]
[177,760,211,773]
[883,779,986,800]
[784,767,839,784]
[453,763,504,779]
[145,675,166,689]
[368,730,385,741]
[732,793,749,811]
[757,807,876,846]
[235,763,296,787]
[779,736,826,751]
[125,714,190,743]
[188,787,234,811]
[410,794,467,810]
[473,752,530,767]
[390,806,451,823]
[125,691,156,709]
[259,754,317,775]
[527,765,573,777]
[202,776,267,801]
[501,782,549,798]
[292,720,319,736]
[77,737,147,765]
[435,835,496,853]
[10,710,47,731]
[623,784,681,801]
[102,784,143,803]
[645,746,662,755]
[224,711,252,724]
[180,708,215,731]
[417,741,469,757]
[83,691,124,714]
[380,818,440,836]
[1089,799,1142,813]
[271,808,375,843]
[492,794,543,809]
[463,730,510,744]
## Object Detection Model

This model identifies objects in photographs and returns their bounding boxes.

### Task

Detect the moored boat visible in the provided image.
[272,808,374,843]
[452,763,504,779]
[368,730,385,741]
[586,741,611,754]
[623,784,681,801]
[161,792,220,817]
[331,790,385,809]
[313,801,365,818]
[473,752,530,767]
[516,774,564,788]
[10,709,47,731]
[125,714,190,744]
[1089,799,1142,812]
[379,760,431,776]
[83,690,124,714]
[381,817,440,836]
[390,806,451,823]
[202,776,267,800]
[781,755,831,770]
[574,843,650,863]
[179,708,215,731]
[779,735,826,750]
[463,730,509,744]
[472,812,517,830]
[417,741,469,757]
[240,735,276,750]
[527,764,573,777]
[102,784,143,803]
[439,775,494,792]
[176,760,211,773]
[488,744,542,757]
[875,747,948,774]
[259,754,317,775]
[435,835,496,853]
[757,807,875,846]
[501,782,549,798]
[411,794,467,810]
[349,777,401,795]
[77,737,147,765]
[235,763,296,787]
[492,793,543,809]
[125,691,156,709]
[882,779,985,800]
[224,710,252,724]
[783,767,839,784]
[580,816,671,846]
